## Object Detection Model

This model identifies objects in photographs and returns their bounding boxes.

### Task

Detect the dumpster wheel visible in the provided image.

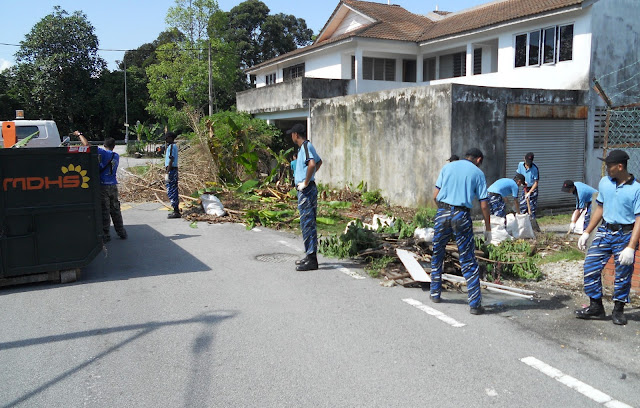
[60,269,80,284]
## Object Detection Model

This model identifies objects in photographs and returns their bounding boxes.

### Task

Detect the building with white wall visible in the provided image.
[237,0,640,207]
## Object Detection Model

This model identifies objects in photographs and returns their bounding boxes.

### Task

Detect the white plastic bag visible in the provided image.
[201,194,226,216]
[505,213,535,239]
[414,227,435,243]
[372,214,395,229]
[483,215,510,245]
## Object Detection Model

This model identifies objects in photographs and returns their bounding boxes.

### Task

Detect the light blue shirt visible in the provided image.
[516,162,539,187]
[295,141,321,185]
[596,176,640,224]
[573,182,597,209]
[488,178,519,198]
[435,159,488,209]
[165,143,178,168]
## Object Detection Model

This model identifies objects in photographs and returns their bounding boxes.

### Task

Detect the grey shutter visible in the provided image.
[506,119,587,209]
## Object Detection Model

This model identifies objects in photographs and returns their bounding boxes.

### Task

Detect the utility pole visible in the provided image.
[208,40,213,116]
[124,58,129,144]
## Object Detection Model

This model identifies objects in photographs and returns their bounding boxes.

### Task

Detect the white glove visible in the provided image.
[296,181,308,191]
[525,192,531,199]
[164,174,169,182]
[483,230,492,243]
[619,247,635,265]
[568,222,576,234]
[578,232,590,251]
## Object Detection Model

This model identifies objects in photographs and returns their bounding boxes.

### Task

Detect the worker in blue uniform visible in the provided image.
[516,152,539,219]
[431,148,491,315]
[289,123,322,271]
[487,174,525,217]
[561,180,598,234]
[576,150,640,325]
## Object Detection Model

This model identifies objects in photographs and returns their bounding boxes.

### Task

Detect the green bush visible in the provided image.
[362,189,383,205]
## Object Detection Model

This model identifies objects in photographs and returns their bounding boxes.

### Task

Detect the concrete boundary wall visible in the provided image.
[312,84,586,208]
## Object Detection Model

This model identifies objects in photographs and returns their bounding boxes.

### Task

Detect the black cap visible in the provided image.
[447,154,459,162]
[514,173,525,184]
[286,123,306,135]
[525,152,534,163]
[465,148,483,159]
[561,180,575,192]
[598,149,629,164]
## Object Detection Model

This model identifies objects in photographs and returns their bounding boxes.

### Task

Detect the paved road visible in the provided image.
[0,203,638,407]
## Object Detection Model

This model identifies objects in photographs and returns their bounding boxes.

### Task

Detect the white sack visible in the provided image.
[201,194,226,216]
[414,227,435,243]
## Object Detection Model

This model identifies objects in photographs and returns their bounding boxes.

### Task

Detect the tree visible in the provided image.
[217,0,313,69]
[12,7,106,134]
[146,0,240,128]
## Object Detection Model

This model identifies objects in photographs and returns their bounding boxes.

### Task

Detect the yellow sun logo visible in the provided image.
[60,164,90,188]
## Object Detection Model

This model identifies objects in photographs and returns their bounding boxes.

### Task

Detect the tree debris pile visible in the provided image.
[319,221,544,287]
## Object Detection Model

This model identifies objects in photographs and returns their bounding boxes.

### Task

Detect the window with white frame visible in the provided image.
[363,57,396,81]
[283,63,305,81]
[265,73,276,85]
[515,23,573,68]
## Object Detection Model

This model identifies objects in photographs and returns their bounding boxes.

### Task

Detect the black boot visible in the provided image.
[295,255,309,266]
[296,253,318,271]
[575,297,605,320]
[168,207,181,219]
[612,301,628,325]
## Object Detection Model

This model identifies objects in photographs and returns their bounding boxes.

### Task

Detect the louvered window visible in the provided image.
[363,57,396,81]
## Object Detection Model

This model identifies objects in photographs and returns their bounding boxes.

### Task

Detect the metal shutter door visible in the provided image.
[506,119,586,209]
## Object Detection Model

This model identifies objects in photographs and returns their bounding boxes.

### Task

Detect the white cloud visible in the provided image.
[0,59,13,72]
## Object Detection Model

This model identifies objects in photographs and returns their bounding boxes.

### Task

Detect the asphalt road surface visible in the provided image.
[0,203,638,407]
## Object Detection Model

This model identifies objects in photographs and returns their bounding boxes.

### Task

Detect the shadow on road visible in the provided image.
[1,225,211,294]
[0,311,236,408]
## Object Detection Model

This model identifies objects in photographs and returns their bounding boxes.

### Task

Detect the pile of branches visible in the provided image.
[119,141,216,204]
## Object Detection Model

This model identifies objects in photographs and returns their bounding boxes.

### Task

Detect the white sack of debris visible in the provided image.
[201,194,227,216]
[506,213,535,239]
[414,227,434,243]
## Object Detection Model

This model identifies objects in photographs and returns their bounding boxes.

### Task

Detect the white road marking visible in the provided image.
[402,298,466,328]
[520,357,633,408]
[278,240,302,252]
[338,267,366,280]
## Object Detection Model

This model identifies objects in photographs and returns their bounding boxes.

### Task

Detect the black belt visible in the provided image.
[437,201,470,212]
[603,222,634,233]
[488,192,501,197]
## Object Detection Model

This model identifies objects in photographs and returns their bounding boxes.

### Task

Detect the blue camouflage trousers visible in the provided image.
[519,187,538,219]
[297,183,318,255]
[166,169,179,210]
[430,206,482,308]
[489,194,506,217]
[583,225,635,303]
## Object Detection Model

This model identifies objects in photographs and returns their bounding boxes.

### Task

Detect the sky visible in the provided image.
[0,0,489,72]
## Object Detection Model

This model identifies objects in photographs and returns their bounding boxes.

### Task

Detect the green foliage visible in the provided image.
[486,240,541,280]
[237,179,260,194]
[10,6,106,135]
[362,189,384,205]
[413,207,436,228]
[377,218,415,239]
[203,111,280,182]
[319,221,381,259]
[365,256,395,278]
[218,1,314,69]
[243,209,295,230]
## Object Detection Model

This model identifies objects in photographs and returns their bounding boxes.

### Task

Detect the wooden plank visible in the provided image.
[396,249,431,282]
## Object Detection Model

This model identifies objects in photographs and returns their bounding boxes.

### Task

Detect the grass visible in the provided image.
[539,247,585,264]
[537,213,572,225]
[128,165,150,175]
